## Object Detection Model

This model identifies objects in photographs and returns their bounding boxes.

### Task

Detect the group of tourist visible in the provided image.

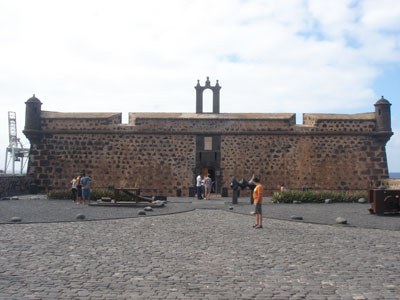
[196,174,213,200]
[70,172,91,204]
[70,170,282,229]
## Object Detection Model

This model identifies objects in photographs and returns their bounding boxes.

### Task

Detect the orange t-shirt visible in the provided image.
[253,184,263,204]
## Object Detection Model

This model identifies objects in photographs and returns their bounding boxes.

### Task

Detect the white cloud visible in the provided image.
[387,126,400,172]
[1,0,400,171]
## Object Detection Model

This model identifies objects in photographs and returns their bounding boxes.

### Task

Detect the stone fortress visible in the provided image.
[23,78,393,196]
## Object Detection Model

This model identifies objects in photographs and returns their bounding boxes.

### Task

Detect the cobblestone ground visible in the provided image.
[1,210,399,300]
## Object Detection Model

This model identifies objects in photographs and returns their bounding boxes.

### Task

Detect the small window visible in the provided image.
[204,137,212,150]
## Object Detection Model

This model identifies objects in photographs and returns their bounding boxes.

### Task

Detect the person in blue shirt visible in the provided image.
[80,173,91,204]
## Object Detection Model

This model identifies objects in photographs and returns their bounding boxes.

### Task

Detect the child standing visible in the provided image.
[252,177,263,229]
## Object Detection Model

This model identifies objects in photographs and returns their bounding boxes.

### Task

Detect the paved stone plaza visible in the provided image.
[1,203,400,299]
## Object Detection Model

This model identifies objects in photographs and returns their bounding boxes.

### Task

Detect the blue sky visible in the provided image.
[374,67,400,172]
[0,0,400,172]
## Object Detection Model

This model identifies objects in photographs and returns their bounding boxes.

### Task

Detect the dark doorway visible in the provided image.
[196,135,221,194]
[201,167,217,193]
[208,168,216,193]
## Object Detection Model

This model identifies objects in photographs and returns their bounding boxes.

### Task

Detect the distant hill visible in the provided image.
[389,172,400,178]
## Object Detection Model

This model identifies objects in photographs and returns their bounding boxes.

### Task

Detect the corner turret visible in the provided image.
[24,94,42,144]
[25,94,42,131]
[374,96,391,132]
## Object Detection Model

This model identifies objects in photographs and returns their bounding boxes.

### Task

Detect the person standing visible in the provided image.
[80,173,92,204]
[76,175,83,204]
[201,177,205,199]
[71,177,78,202]
[252,177,263,229]
[196,174,202,200]
[204,174,212,200]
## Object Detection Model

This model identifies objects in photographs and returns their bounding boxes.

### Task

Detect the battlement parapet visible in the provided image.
[303,113,377,133]
[130,112,296,132]
[38,110,386,136]
[40,111,122,130]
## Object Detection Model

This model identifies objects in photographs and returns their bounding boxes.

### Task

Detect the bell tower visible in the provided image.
[195,77,221,114]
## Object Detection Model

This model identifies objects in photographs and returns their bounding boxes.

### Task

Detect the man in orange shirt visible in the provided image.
[252,177,263,229]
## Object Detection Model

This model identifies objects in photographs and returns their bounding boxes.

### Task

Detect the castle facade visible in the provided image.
[23,78,393,196]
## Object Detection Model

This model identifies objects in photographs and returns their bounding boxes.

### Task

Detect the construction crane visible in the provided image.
[4,111,30,175]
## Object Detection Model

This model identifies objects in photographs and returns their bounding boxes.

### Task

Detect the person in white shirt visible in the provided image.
[71,177,77,202]
[196,174,202,200]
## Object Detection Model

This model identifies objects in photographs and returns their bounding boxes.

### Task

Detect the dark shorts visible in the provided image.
[255,203,262,214]
[82,188,91,199]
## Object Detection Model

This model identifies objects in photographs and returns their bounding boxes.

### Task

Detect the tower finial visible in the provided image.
[205,76,210,87]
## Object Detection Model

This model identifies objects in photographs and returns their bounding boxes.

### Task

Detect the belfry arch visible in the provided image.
[195,77,221,114]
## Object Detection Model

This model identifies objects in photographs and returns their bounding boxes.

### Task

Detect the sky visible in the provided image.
[1,0,400,173]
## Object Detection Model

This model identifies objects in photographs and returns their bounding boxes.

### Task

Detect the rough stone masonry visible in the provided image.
[23,78,393,196]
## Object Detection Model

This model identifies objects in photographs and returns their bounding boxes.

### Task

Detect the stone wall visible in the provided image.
[0,176,36,197]
[221,134,388,195]
[130,113,296,132]
[24,107,392,197]
[302,113,376,132]
[41,112,122,130]
[382,179,400,190]
[28,132,195,196]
